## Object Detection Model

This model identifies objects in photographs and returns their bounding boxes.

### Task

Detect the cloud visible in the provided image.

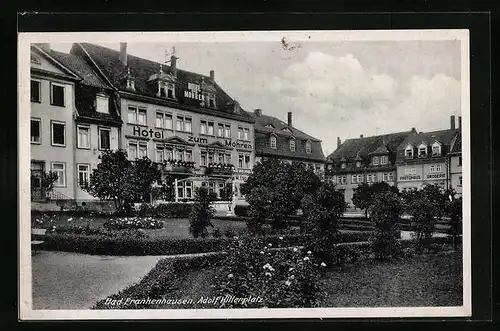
[264,52,461,155]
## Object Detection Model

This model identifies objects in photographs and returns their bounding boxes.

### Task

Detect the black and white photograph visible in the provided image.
[18,30,471,320]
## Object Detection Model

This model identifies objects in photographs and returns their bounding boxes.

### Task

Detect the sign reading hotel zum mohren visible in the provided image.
[132,126,253,150]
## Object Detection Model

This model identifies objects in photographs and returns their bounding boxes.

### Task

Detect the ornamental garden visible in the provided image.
[32,150,463,309]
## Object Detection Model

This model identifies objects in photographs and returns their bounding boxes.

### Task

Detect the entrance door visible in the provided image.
[31,161,44,200]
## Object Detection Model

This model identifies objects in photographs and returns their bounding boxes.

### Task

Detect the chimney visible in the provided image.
[35,43,51,52]
[287,111,292,127]
[233,101,240,113]
[458,116,462,130]
[254,109,262,116]
[411,127,416,133]
[360,134,364,139]
[450,115,456,130]
[119,43,127,66]
[337,137,341,148]
[209,70,215,81]
[170,54,178,77]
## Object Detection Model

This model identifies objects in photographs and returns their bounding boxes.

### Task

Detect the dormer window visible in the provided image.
[270,135,277,149]
[289,139,295,152]
[380,155,388,165]
[31,54,41,65]
[126,68,135,91]
[95,94,109,114]
[372,156,380,166]
[265,124,275,129]
[283,127,292,133]
[418,144,427,157]
[432,142,442,156]
[356,161,361,168]
[205,93,216,108]
[341,162,347,169]
[405,145,414,159]
[158,82,175,99]
[305,141,312,154]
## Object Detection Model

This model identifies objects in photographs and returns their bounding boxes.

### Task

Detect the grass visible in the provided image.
[319,251,463,307]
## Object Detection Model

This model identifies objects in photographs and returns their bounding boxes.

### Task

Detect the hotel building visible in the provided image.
[71,43,255,202]
[325,131,413,206]
[395,116,459,191]
[247,109,326,179]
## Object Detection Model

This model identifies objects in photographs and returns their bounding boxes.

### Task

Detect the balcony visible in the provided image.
[205,163,234,177]
[161,160,196,174]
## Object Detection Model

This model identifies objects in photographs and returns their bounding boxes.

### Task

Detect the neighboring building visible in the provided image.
[448,116,462,196]
[46,47,122,205]
[325,130,413,206]
[395,115,459,191]
[71,43,255,202]
[30,44,80,202]
[248,109,326,178]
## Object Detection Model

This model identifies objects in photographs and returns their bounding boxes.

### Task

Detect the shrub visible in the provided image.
[136,203,193,218]
[212,228,223,238]
[369,191,402,260]
[212,237,324,308]
[189,187,217,238]
[406,195,437,253]
[223,229,235,238]
[234,205,249,217]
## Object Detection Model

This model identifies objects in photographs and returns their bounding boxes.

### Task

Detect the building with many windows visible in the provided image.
[448,117,462,196]
[395,116,459,191]
[71,43,255,202]
[30,44,122,208]
[325,130,413,206]
[247,109,326,179]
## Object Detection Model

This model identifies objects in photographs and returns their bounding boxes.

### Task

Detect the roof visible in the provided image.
[44,50,110,89]
[398,129,458,150]
[327,131,412,162]
[72,43,254,122]
[450,130,462,154]
[254,131,325,162]
[246,111,321,142]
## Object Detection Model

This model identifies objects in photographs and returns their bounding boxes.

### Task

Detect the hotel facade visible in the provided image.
[70,43,255,203]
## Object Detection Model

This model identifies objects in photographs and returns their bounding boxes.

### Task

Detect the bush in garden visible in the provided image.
[234,205,249,217]
[245,186,272,235]
[189,187,217,238]
[406,195,437,253]
[212,237,325,308]
[447,196,462,250]
[103,217,164,230]
[212,228,223,238]
[369,191,402,260]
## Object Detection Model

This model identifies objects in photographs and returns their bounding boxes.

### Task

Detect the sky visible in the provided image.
[51,39,462,157]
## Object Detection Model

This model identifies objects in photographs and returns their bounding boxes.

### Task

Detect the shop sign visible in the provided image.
[399,175,421,181]
[426,173,446,179]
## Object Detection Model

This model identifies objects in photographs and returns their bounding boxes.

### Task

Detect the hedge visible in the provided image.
[39,231,374,256]
[136,203,193,218]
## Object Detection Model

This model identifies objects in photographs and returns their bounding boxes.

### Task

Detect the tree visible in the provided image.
[85,150,161,214]
[353,182,399,219]
[448,196,462,251]
[406,194,437,253]
[242,159,321,230]
[369,191,402,260]
[189,187,217,238]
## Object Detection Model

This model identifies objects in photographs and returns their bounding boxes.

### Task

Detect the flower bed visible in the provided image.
[103,217,164,230]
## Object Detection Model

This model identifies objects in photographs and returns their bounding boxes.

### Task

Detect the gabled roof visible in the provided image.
[450,130,462,154]
[31,45,81,81]
[246,111,321,142]
[71,43,254,122]
[328,130,412,162]
[369,144,390,155]
[397,129,458,151]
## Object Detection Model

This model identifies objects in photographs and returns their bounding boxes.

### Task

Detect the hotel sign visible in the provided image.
[426,173,446,179]
[399,175,421,181]
[184,83,204,100]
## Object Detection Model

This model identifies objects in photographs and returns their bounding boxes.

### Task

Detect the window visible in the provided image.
[383,173,388,182]
[175,148,184,161]
[430,164,442,173]
[217,123,224,137]
[380,155,389,165]
[156,112,164,128]
[432,144,441,156]
[206,93,216,108]
[404,167,417,175]
[207,122,214,136]
[358,174,363,183]
[352,175,357,184]
[185,181,192,199]
[388,172,394,181]
[200,121,207,135]
[238,127,244,140]
[243,128,249,141]
[96,95,109,114]
[208,182,215,194]
[405,146,414,158]
[164,114,173,130]
[208,151,214,164]
[127,107,136,124]
[77,164,90,188]
[138,143,147,158]
[218,183,225,198]
[200,151,207,166]
[238,155,244,168]
[458,156,462,166]
[270,135,277,149]
[372,156,380,165]
[342,176,347,184]
[224,124,231,138]
[77,126,90,149]
[225,153,231,164]
[127,107,146,125]
[341,162,346,169]
[185,150,192,162]
[176,116,185,131]
[138,109,147,125]
[418,145,427,157]
[290,139,295,152]
[31,80,41,102]
[244,155,251,169]
[306,141,312,154]
[459,176,462,186]
[128,140,147,160]
[31,118,41,144]
[98,128,111,150]
[50,83,65,107]
[156,145,164,163]
[356,161,361,168]
[184,117,192,132]
[51,163,66,187]
[51,121,65,146]
[165,147,173,161]
[218,152,224,164]
[162,83,175,99]
[128,141,138,160]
